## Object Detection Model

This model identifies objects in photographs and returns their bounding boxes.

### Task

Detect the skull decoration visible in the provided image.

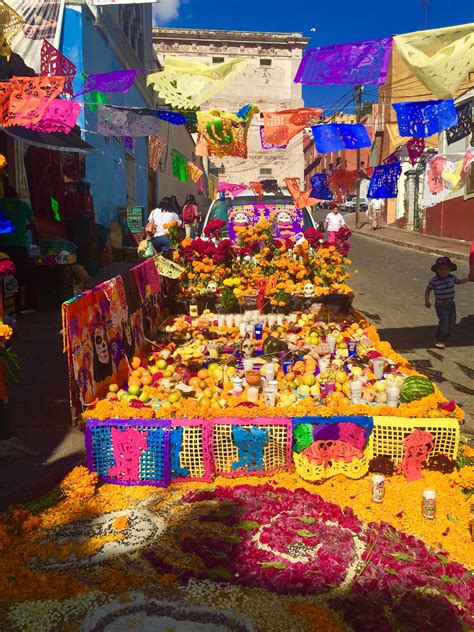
[304,282,315,298]
[206,281,218,294]
[94,325,110,364]
[241,337,255,359]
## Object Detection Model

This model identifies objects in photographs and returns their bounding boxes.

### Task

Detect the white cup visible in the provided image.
[372,357,386,380]
[349,380,362,404]
[226,314,234,328]
[276,314,285,326]
[386,385,400,408]
[326,334,337,354]
[263,362,275,381]
[240,322,247,337]
[243,358,254,371]
[318,357,331,373]
[217,314,225,328]
[234,314,242,326]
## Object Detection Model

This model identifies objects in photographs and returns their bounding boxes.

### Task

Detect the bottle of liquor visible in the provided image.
[189,297,198,318]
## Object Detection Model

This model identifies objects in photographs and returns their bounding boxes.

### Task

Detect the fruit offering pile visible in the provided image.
[84,307,463,423]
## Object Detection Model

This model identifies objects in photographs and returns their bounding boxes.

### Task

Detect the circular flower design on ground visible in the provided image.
[81,593,253,632]
[146,484,365,595]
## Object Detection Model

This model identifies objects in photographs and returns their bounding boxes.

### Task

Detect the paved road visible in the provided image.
[317,211,474,433]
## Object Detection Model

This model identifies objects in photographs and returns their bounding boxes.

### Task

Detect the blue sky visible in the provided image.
[154,0,474,112]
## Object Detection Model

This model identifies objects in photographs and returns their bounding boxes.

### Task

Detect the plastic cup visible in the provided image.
[225,314,234,328]
[349,380,362,404]
[372,357,385,380]
[318,357,331,373]
[326,334,337,354]
[217,314,225,328]
[243,358,254,371]
[264,362,275,381]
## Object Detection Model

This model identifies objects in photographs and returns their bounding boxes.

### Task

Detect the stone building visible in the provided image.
[152,28,309,186]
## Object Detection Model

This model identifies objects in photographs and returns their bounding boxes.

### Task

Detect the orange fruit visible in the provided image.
[128,376,141,388]
[189,377,201,388]
[106,392,118,400]
[141,373,153,386]
[197,368,209,380]
[131,356,141,370]
[109,383,119,393]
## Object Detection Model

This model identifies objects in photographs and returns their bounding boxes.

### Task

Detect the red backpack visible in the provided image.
[182,204,196,222]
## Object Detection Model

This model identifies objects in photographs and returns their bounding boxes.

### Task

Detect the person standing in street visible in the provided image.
[425,256,472,349]
[169,195,182,219]
[0,185,39,313]
[368,198,384,230]
[181,194,200,238]
[146,197,181,253]
[324,203,346,244]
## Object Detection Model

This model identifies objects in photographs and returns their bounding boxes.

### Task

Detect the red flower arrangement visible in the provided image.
[303,228,325,248]
[204,219,226,239]
[0,260,14,277]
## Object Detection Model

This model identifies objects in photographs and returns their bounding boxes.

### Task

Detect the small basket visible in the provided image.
[155,255,185,279]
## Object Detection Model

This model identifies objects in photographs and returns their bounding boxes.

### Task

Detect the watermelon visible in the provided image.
[399,376,435,403]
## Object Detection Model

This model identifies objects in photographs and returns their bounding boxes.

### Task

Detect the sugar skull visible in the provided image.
[206,281,218,293]
[304,282,315,298]
[233,212,249,225]
[241,337,255,359]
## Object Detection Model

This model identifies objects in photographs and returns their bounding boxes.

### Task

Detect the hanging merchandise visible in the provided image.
[74,69,142,97]
[196,105,259,158]
[284,177,318,209]
[423,152,474,208]
[263,108,323,146]
[406,137,425,166]
[147,56,248,110]
[41,40,76,96]
[393,99,458,138]
[79,73,108,113]
[0,82,12,125]
[446,101,473,146]
[171,149,188,182]
[97,105,160,137]
[311,123,371,153]
[216,182,248,196]
[294,37,392,86]
[3,76,65,128]
[327,170,359,203]
[310,173,333,201]
[259,126,287,150]
[148,135,166,172]
[186,162,203,183]
[30,98,81,134]
[0,1,24,60]
[394,24,474,100]
[368,163,402,199]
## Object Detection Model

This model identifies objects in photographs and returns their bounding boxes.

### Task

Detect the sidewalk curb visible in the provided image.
[352,228,469,262]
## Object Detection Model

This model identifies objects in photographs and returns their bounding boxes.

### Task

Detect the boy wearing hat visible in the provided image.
[425,256,471,349]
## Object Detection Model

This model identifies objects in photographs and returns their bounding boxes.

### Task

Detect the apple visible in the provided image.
[128,385,141,397]
[109,383,119,393]
[302,373,316,387]
[155,359,167,371]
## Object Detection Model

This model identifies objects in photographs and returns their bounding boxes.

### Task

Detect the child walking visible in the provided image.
[425,256,471,349]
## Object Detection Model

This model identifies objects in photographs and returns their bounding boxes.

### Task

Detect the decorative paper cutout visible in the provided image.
[41,40,76,96]
[50,196,60,222]
[423,152,474,208]
[231,426,269,472]
[0,82,12,125]
[406,137,425,166]
[327,169,359,203]
[196,105,258,158]
[0,1,24,60]
[97,105,160,137]
[30,98,81,134]
[397,429,433,482]
[171,149,188,182]
[249,181,265,197]
[109,427,149,482]
[284,177,318,209]
[263,108,323,146]
[394,24,474,99]
[260,179,282,196]
[310,173,333,201]
[123,136,136,153]
[311,123,371,153]
[259,126,287,150]
[294,37,392,86]
[446,101,473,145]
[147,56,248,109]
[383,151,400,164]
[75,69,142,97]
[367,163,402,199]
[4,76,65,128]
[186,162,203,183]
[302,440,362,466]
[216,182,247,196]
[148,135,166,172]
[208,174,218,201]
[393,99,458,138]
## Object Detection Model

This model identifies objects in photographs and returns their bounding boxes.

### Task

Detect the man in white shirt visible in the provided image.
[324,203,346,244]
[147,197,181,252]
[368,198,384,230]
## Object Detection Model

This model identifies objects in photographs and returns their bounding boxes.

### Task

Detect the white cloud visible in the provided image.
[153,0,182,25]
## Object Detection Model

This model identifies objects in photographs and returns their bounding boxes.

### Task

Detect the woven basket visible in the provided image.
[294,451,370,482]
[155,255,185,279]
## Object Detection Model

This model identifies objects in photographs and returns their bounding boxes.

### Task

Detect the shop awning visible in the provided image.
[1,126,96,153]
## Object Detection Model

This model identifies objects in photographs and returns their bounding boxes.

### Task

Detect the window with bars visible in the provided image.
[260,167,273,176]
[260,59,272,67]
[212,56,225,64]
[125,152,136,205]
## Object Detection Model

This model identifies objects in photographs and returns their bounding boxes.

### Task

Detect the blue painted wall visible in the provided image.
[61,6,151,228]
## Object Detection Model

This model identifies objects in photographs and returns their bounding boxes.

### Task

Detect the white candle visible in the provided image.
[263,362,275,381]
[267,314,277,327]
[234,314,242,326]
[372,357,386,380]
[276,314,285,326]
[247,387,259,403]
[386,385,400,407]
[240,322,247,336]
[327,334,337,354]
[349,380,362,404]
[225,314,234,328]
[318,357,331,373]
[217,314,225,328]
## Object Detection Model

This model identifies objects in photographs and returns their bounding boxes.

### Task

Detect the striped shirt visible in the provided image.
[426,274,459,301]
